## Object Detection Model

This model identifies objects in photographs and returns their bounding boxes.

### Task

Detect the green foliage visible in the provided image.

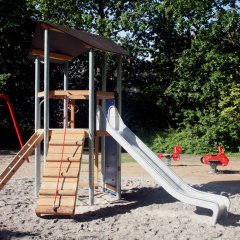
[1,0,240,153]
[0,0,36,146]
[151,114,240,155]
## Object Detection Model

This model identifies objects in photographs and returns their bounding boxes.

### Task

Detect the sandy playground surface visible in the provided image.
[0,150,240,239]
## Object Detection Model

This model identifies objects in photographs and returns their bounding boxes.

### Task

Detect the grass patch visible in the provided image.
[81,152,135,164]
[121,153,135,163]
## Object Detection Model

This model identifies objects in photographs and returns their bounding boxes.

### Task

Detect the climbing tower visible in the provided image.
[30,22,128,216]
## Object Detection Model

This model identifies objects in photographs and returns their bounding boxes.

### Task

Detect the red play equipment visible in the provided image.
[157,145,183,165]
[0,94,27,161]
[200,146,229,173]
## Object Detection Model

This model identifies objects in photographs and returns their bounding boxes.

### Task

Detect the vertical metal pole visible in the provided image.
[89,49,95,205]
[43,28,50,165]
[34,57,41,197]
[63,62,69,127]
[116,55,122,199]
[101,53,107,187]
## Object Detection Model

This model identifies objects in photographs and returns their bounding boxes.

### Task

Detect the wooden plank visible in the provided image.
[96,130,110,137]
[50,134,84,139]
[32,49,73,61]
[39,189,76,196]
[43,172,79,178]
[104,183,117,192]
[41,181,78,190]
[70,99,75,128]
[45,162,80,169]
[46,156,82,162]
[35,205,74,216]
[49,139,84,145]
[36,195,76,207]
[47,145,83,154]
[50,129,86,135]
[38,90,89,99]
[42,177,78,183]
[96,91,114,99]
[36,197,76,216]
[41,23,64,33]
[37,90,114,100]
[43,169,79,178]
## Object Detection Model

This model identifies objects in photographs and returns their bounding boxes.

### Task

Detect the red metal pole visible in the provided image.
[0,94,29,162]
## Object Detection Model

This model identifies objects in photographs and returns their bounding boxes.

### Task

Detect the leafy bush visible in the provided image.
[149,115,240,155]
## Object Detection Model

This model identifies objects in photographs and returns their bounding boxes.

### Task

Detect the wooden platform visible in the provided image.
[35,129,85,217]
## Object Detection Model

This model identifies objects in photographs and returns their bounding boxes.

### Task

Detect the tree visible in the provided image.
[0,0,36,147]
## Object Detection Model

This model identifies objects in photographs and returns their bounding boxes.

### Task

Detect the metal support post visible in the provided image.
[63,62,69,127]
[89,49,95,205]
[101,53,107,186]
[43,28,50,165]
[34,57,41,196]
[116,55,122,199]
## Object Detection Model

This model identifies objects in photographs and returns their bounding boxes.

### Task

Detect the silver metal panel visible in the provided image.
[104,99,117,194]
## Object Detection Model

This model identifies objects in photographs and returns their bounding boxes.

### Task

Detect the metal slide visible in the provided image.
[96,106,230,225]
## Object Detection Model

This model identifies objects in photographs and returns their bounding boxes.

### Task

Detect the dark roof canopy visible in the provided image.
[30,22,128,62]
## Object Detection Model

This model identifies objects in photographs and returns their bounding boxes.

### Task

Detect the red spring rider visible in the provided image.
[200,146,229,173]
[157,145,183,165]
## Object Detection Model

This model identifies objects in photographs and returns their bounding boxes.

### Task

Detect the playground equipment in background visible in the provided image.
[0,94,25,152]
[200,146,229,173]
[157,145,183,165]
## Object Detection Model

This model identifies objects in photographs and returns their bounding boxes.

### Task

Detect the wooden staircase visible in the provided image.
[35,129,86,217]
[0,130,44,190]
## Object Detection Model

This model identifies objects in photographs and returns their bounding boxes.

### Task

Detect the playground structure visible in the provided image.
[0,22,230,224]
[200,146,229,173]
[157,145,183,165]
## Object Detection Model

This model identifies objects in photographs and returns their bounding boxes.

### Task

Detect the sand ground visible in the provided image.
[0,151,240,239]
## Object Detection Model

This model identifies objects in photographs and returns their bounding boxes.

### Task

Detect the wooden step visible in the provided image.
[49,139,84,146]
[47,145,83,154]
[50,129,86,134]
[50,132,85,139]
[45,162,80,169]
[46,155,82,162]
[43,170,79,178]
[40,179,78,190]
[36,195,76,216]
[42,177,78,183]
[39,189,76,196]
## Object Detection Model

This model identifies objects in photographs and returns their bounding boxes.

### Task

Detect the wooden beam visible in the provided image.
[70,99,75,128]
[38,90,114,100]
[32,49,73,61]
[41,23,64,33]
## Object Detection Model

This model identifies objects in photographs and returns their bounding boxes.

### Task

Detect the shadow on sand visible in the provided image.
[193,180,240,226]
[40,180,240,226]
[0,230,39,239]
